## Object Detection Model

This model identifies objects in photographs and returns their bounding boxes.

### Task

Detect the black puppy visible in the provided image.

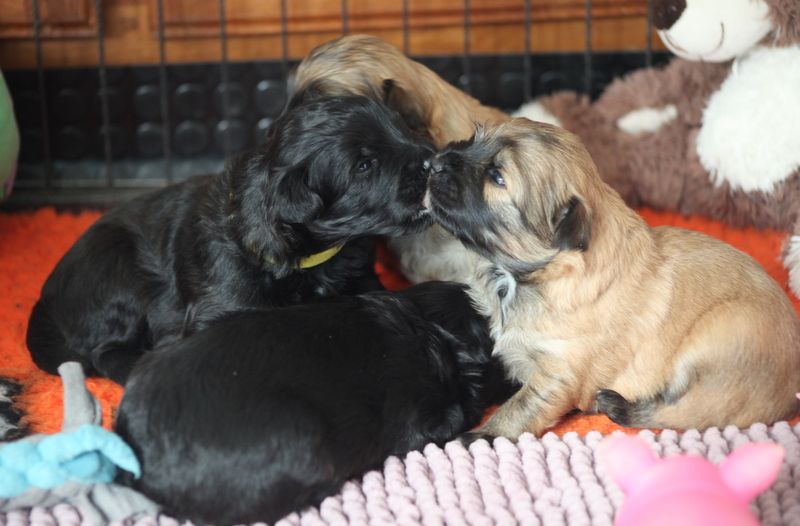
[27,95,432,384]
[114,281,499,525]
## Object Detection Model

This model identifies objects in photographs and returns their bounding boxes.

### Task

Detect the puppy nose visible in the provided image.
[652,0,685,30]
[429,158,446,174]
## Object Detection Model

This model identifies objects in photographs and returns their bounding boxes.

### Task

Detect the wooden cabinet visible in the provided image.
[152,0,648,36]
[0,0,96,38]
[0,0,663,69]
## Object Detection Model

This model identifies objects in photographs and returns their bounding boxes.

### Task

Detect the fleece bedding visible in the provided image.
[0,207,799,524]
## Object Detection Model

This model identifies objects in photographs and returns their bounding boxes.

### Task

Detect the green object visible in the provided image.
[0,70,20,201]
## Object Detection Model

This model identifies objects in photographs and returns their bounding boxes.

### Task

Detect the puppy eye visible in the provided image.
[487,167,506,188]
[357,158,377,174]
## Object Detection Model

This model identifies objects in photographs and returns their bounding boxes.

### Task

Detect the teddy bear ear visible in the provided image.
[719,443,784,503]
[764,0,800,46]
[598,434,658,494]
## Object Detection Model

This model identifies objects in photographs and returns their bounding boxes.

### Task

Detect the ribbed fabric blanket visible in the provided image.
[2,423,800,525]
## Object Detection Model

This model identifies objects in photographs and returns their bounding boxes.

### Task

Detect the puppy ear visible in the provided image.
[228,150,323,273]
[553,196,591,252]
[267,165,324,226]
[381,79,428,135]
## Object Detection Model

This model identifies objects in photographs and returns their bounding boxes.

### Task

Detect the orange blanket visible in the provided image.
[2,208,798,435]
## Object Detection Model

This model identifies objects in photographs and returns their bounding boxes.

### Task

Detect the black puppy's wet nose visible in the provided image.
[652,0,686,30]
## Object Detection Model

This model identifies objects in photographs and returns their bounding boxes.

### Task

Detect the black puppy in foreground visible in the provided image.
[27,94,433,384]
[115,281,506,525]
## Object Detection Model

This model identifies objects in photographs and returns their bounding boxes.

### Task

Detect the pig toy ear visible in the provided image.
[599,434,658,494]
[719,443,784,503]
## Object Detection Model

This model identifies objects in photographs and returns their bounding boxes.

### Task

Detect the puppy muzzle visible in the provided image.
[426,152,469,214]
[427,151,466,190]
[428,151,464,176]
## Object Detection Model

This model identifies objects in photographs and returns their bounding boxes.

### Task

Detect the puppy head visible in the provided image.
[426,118,598,279]
[227,95,433,273]
[288,75,429,142]
[290,35,462,144]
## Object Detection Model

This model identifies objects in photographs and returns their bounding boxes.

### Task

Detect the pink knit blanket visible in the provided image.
[3,423,800,525]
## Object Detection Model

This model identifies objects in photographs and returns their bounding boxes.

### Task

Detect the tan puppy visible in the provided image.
[291,35,508,149]
[426,118,800,436]
[290,34,509,283]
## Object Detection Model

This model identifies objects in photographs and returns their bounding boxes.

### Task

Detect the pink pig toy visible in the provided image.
[600,434,784,526]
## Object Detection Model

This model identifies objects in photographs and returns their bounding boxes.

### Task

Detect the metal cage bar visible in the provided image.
[280,0,290,77]
[31,0,53,187]
[645,0,654,67]
[402,0,410,56]
[155,0,172,183]
[7,0,664,207]
[460,0,472,95]
[583,0,593,95]
[95,0,114,187]
[218,0,232,156]
[523,0,533,102]
[341,0,349,35]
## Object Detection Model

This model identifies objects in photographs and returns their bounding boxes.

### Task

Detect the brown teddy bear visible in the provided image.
[517,0,800,297]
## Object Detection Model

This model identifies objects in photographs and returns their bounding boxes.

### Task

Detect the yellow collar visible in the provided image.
[262,245,344,270]
[297,245,344,269]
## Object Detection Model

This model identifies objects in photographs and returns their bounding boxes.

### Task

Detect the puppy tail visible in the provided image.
[596,386,797,430]
[595,389,652,427]
[595,388,695,428]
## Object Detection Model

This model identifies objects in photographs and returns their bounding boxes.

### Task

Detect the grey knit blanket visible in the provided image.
[2,422,799,525]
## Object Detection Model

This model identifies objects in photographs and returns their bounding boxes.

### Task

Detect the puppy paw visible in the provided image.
[457,430,498,447]
[0,378,27,440]
[595,389,634,426]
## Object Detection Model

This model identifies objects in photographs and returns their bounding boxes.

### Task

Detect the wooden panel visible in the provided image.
[0,0,665,69]
[149,0,650,37]
[41,0,94,25]
[0,0,31,25]
[0,0,95,39]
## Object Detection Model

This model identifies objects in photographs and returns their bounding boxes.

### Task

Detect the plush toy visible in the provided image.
[0,362,158,523]
[518,0,800,298]
[600,434,784,526]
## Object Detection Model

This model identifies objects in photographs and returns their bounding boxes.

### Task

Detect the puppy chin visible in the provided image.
[427,190,486,254]
[403,208,434,233]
